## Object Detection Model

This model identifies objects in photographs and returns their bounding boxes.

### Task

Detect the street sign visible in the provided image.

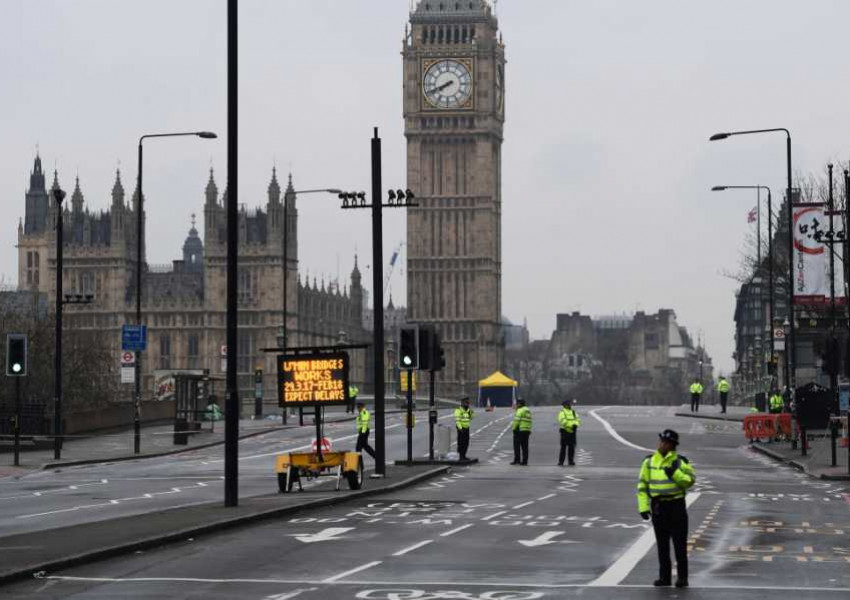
[121,325,147,352]
[120,351,135,367]
[277,351,350,406]
[311,437,333,453]
[121,367,135,384]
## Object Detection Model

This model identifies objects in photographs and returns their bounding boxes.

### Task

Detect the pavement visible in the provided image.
[675,403,750,422]
[0,463,448,586]
[2,404,850,598]
[752,438,850,480]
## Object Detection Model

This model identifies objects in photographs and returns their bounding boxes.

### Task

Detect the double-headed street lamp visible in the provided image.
[135,131,217,454]
[710,128,795,394]
[712,185,776,380]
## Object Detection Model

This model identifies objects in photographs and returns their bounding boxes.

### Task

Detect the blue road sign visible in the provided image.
[122,325,147,352]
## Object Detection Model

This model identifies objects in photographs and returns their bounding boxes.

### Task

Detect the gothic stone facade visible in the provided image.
[16,155,368,403]
[404,1,505,393]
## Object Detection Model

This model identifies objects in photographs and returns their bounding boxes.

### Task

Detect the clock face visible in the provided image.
[423,59,473,109]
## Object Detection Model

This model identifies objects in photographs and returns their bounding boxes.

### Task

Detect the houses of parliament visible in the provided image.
[16,154,368,399]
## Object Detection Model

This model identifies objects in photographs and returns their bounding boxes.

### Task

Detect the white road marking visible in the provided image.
[33,575,850,593]
[321,561,382,583]
[588,492,702,587]
[537,493,556,501]
[0,479,109,501]
[512,501,535,509]
[392,539,434,556]
[440,523,473,537]
[480,510,507,521]
[264,588,318,600]
[288,527,354,543]
[518,531,581,547]
[589,407,652,452]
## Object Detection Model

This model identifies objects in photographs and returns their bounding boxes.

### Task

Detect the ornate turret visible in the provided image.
[112,169,125,209]
[182,214,204,274]
[24,153,51,234]
[205,167,218,207]
[71,176,84,214]
[268,167,281,205]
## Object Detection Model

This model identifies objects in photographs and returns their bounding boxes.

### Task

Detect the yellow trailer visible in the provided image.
[275,450,363,493]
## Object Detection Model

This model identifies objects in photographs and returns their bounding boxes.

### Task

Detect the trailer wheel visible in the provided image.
[278,469,299,493]
[346,458,363,490]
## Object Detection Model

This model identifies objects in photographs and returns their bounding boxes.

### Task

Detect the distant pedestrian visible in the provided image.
[347,385,359,414]
[715,376,729,413]
[355,401,376,460]
[689,379,703,412]
[557,399,581,466]
[511,398,532,465]
[637,429,696,588]
[768,389,783,414]
[454,396,474,461]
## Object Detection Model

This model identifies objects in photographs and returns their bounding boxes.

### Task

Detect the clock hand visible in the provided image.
[426,80,454,94]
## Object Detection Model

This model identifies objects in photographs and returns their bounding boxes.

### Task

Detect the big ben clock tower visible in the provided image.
[404,1,505,394]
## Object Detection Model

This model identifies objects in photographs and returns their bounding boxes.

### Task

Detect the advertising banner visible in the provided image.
[793,204,846,305]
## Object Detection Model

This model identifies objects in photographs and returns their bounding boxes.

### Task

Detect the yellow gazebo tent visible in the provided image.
[477,371,518,408]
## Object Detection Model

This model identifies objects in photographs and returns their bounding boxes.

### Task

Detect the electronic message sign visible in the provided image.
[277,351,349,406]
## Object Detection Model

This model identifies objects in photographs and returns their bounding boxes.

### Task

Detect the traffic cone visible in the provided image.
[486,398,493,412]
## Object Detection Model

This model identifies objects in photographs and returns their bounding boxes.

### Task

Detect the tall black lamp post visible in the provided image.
[712,185,776,379]
[135,131,217,455]
[710,128,795,394]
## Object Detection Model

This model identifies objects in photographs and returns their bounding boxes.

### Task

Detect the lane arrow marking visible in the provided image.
[288,527,355,543]
[518,531,581,547]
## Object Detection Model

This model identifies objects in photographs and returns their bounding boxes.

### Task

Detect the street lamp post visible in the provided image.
[712,185,775,380]
[710,128,795,395]
[340,127,416,477]
[52,186,66,460]
[135,131,217,455]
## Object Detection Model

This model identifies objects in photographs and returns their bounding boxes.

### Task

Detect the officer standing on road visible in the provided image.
[454,397,474,461]
[557,399,581,466]
[511,398,532,465]
[689,379,703,412]
[716,376,730,413]
[637,429,696,588]
[355,401,376,460]
[347,385,359,414]
[769,389,784,414]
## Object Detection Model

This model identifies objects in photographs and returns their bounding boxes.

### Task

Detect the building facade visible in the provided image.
[404,0,505,394]
[16,155,368,405]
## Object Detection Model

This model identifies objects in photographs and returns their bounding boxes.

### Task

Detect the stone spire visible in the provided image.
[71,176,84,213]
[112,169,125,209]
[205,167,218,206]
[268,167,281,205]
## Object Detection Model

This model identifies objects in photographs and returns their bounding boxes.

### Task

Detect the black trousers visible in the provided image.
[651,498,689,583]
[690,393,700,412]
[719,392,728,413]
[558,430,576,465]
[457,427,470,459]
[513,430,530,464]
[356,431,376,459]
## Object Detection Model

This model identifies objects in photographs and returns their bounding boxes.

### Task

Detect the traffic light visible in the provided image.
[431,331,446,372]
[399,326,419,369]
[6,334,27,377]
[418,325,436,371]
[821,337,840,376]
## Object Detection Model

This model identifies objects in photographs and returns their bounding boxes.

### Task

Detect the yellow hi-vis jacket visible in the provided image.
[717,379,730,393]
[689,382,704,395]
[356,408,371,433]
[512,406,532,432]
[557,407,581,432]
[769,394,784,413]
[454,407,473,429]
[636,450,696,513]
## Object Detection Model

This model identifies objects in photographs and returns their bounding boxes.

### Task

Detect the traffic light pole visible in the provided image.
[406,368,414,463]
[428,369,435,461]
[13,376,21,466]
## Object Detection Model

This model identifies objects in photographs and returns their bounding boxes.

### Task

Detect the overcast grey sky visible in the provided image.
[3,0,850,374]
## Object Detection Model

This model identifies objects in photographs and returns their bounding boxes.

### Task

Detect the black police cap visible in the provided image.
[659,429,680,445]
